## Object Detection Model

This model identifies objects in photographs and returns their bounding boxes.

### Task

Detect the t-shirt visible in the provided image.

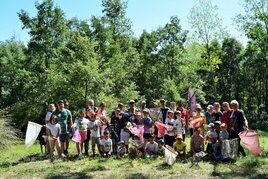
[74,117,89,132]
[145,141,158,154]
[165,118,174,136]
[52,109,72,134]
[143,117,153,134]
[212,111,223,122]
[173,141,186,152]
[220,130,229,141]
[100,124,108,137]
[222,109,233,129]
[101,138,112,152]
[117,146,127,155]
[173,118,184,135]
[206,130,218,143]
[89,120,101,137]
[48,123,61,138]
[191,134,204,152]
[160,107,170,123]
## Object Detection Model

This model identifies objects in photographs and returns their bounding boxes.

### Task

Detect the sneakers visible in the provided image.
[78,153,82,160]
[61,153,66,158]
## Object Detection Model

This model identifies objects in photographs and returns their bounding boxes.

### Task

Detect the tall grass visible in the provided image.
[0,108,21,149]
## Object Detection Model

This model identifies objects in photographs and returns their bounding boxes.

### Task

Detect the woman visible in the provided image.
[229,100,248,157]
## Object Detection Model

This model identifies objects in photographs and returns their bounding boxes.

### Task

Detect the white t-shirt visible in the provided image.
[89,120,101,137]
[165,118,174,136]
[48,123,61,139]
[74,117,89,132]
[206,130,218,143]
[145,141,158,153]
[101,138,112,152]
[173,118,185,135]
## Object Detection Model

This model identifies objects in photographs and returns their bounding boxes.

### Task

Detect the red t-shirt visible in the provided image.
[222,109,233,129]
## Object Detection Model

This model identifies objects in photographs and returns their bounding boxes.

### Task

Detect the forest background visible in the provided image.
[0,0,268,139]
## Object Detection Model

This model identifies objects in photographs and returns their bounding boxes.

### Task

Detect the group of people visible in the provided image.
[43,98,248,162]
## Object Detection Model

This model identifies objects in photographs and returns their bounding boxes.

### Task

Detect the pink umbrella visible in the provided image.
[239,130,261,157]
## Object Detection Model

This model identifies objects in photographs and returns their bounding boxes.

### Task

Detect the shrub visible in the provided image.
[0,109,21,149]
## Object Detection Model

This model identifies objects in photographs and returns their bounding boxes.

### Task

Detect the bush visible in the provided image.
[0,109,21,149]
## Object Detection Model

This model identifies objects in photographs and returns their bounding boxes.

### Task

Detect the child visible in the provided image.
[73,110,89,159]
[120,124,130,152]
[88,112,101,157]
[157,139,165,157]
[129,135,144,158]
[164,110,175,147]
[219,123,229,141]
[145,135,158,158]
[47,115,62,161]
[117,140,127,158]
[173,135,186,157]
[173,111,185,140]
[101,131,113,157]
[190,128,204,155]
[100,115,108,140]
[205,123,218,157]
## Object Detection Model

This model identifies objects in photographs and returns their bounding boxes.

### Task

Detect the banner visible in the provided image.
[155,121,165,137]
[25,121,42,147]
[188,87,196,116]
[221,138,238,159]
[128,125,144,141]
[239,130,261,157]
[72,129,81,143]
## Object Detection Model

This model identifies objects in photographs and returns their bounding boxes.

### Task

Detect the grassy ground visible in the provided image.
[1,132,268,179]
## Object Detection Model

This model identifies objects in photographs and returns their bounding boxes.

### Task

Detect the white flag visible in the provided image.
[164,145,178,165]
[25,121,42,147]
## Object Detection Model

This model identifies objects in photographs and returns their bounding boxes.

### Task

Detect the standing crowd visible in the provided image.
[43,98,248,161]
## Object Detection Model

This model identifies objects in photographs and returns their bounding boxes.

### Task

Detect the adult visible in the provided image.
[205,104,214,124]
[149,102,163,138]
[170,101,177,112]
[127,100,137,115]
[52,100,72,156]
[212,102,223,123]
[221,102,233,131]
[160,99,169,124]
[229,100,248,157]
[176,100,189,133]
[189,104,206,136]
[96,102,106,118]
[44,103,56,154]
[142,109,153,144]
[45,103,56,125]
[87,99,98,112]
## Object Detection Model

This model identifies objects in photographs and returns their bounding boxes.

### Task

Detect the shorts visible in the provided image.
[60,134,68,142]
[79,131,87,142]
[91,137,100,145]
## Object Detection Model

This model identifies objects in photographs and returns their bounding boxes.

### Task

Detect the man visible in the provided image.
[160,99,169,124]
[52,100,72,156]
[127,100,137,115]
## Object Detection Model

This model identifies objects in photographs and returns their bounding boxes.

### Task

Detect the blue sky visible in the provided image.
[0,0,247,44]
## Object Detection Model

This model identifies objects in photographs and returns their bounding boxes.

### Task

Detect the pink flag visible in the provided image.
[72,130,81,143]
[239,130,261,157]
[188,87,196,116]
[128,125,144,141]
[190,117,204,128]
[155,121,166,137]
